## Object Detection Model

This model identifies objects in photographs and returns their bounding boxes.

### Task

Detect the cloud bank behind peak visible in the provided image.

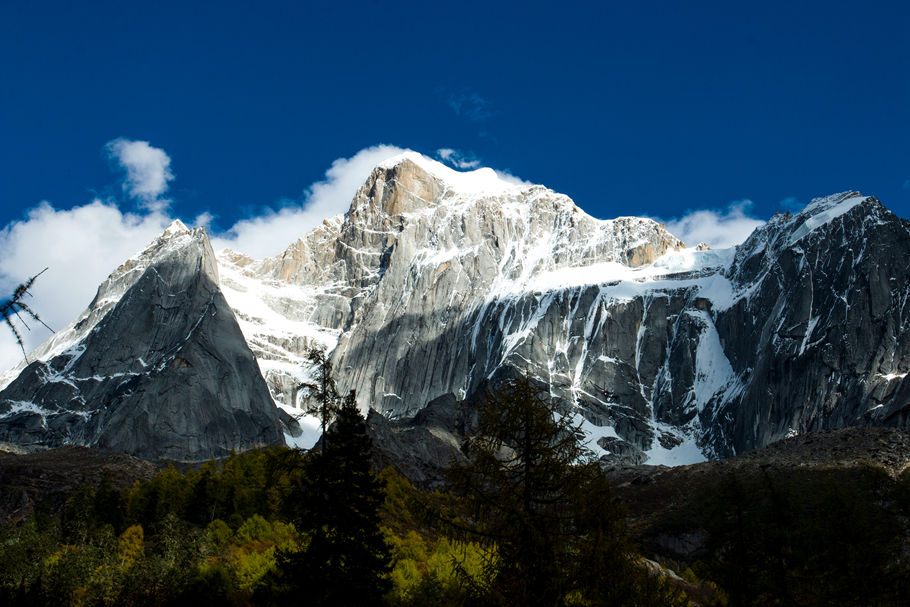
[209,144,407,257]
[661,200,765,249]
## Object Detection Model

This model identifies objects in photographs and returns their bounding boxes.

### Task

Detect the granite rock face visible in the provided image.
[0,223,288,461]
[704,193,910,455]
[215,155,910,464]
[3,152,910,466]
[216,155,684,416]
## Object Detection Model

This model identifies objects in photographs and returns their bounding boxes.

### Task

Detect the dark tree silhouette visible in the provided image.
[0,268,53,362]
[446,372,638,606]
[269,394,391,606]
[294,348,341,454]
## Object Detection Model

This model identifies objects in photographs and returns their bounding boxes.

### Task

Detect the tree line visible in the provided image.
[0,360,691,605]
[2,357,908,605]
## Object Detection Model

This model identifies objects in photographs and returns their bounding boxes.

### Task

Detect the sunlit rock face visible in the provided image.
[212,155,691,459]
[213,156,910,464]
[3,150,910,466]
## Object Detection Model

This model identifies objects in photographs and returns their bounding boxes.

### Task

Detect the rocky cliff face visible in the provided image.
[705,193,910,454]
[2,152,909,466]
[214,154,690,457]
[215,155,910,465]
[0,222,288,461]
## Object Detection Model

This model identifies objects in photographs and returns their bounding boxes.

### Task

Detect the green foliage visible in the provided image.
[220,515,301,592]
[386,529,490,605]
[446,373,640,606]
[122,447,305,528]
[116,524,144,567]
[182,561,234,606]
[206,518,233,551]
[0,517,60,591]
[234,514,272,546]
[0,449,312,605]
[1,417,906,606]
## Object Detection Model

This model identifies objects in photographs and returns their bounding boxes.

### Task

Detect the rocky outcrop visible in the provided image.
[0,223,288,461]
[216,154,686,420]
[704,193,910,455]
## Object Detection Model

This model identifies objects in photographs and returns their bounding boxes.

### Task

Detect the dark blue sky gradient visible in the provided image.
[2,0,908,230]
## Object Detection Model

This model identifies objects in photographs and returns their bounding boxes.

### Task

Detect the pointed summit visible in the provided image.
[376,151,530,196]
[163,218,190,236]
[0,212,285,460]
[786,191,871,246]
[351,155,447,217]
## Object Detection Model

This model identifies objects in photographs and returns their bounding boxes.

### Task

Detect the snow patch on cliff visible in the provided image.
[788,194,867,246]
[276,403,322,450]
[644,432,706,466]
[523,247,732,294]
[689,310,739,411]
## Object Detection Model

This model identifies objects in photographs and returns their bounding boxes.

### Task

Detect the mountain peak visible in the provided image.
[801,190,867,216]
[785,191,870,247]
[376,151,531,196]
[163,219,190,236]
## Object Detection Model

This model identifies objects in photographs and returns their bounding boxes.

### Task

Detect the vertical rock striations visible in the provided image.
[705,193,910,455]
[216,156,910,464]
[3,151,910,466]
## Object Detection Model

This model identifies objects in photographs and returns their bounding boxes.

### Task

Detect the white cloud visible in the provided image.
[436,148,481,169]
[193,211,215,230]
[0,143,491,373]
[210,144,407,257]
[105,138,174,211]
[661,200,765,249]
[0,144,414,373]
[0,201,171,372]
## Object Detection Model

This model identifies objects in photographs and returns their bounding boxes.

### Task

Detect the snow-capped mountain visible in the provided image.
[2,152,909,464]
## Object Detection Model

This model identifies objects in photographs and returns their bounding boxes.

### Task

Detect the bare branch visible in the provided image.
[1,268,54,362]
[15,302,54,332]
[3,316,28,363]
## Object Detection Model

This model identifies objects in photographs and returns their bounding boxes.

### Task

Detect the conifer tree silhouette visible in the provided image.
[295,348,341,454]
[1,268,53,362]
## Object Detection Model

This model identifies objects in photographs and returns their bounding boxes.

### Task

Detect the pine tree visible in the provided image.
[296,348,341,454]
[270,394,391,606]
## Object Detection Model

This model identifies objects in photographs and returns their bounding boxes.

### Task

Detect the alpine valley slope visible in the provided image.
[2,152,910,465]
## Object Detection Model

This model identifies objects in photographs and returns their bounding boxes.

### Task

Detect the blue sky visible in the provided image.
[3,0,908,227]
[0,0,908,366]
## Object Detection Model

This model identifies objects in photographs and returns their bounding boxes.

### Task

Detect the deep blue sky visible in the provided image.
[2,0,909,231]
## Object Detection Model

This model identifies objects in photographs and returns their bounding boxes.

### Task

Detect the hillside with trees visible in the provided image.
[1,378,909,605]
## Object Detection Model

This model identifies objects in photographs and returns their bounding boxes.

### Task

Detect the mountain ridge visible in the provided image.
[1,152,907,465]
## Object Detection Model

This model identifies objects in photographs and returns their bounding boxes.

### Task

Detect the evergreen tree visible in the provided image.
[446,372,636,606]
[269,393,391,606]
[296,348,341,454]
